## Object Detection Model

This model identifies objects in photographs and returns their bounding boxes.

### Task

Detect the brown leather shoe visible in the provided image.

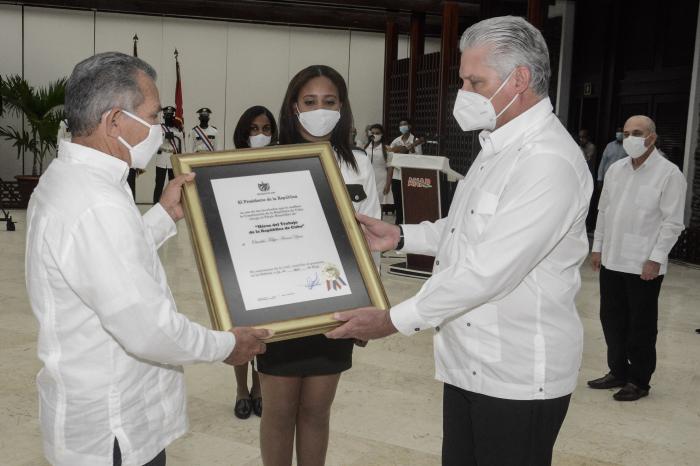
[587,373,626,389]
[613,383,649,401]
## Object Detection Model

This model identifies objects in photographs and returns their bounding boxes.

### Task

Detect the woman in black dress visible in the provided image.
[231,105,278,419]
[256,65,380,466]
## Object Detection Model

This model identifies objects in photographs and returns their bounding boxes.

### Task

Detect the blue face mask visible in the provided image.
[399,125,409,135]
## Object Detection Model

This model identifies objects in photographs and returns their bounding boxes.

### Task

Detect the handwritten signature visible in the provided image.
[304,273,321,290]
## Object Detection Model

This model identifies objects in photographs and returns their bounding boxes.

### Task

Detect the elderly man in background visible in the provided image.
[328,16,592,466]
[588,115,686,401]
[25,52,270,466]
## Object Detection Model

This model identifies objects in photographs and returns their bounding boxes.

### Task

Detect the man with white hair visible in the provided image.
[327,16,592,465]
[25,52,270,466]
[588,115,686,401]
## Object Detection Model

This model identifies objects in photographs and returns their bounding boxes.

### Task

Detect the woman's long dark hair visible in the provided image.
[364,123,387,161]
[278,65,357,171]
[233,105,278,149]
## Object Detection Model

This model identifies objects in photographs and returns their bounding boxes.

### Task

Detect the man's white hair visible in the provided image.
[459,16,551,98]
[627,115,656,134]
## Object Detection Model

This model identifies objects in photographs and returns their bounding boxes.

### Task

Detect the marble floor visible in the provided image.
[1,208,699,466]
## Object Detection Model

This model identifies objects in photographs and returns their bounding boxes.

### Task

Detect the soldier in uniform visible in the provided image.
[189,107,220,152]
[153,106,184,203]
[57,119,72,143]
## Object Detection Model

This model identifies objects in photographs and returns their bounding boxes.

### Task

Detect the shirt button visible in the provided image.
[480,166,484,170]
[450,228,455,233]
[472,371,477,375]
[414,327,420,332]
[436,326,440,332]
[539,388,543,392]
[354,195,359,201]
[466,322,471,327]
[435,260,440,266]
[470,209,474,214]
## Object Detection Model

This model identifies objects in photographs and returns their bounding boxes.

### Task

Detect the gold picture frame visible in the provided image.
[172,142,389,342]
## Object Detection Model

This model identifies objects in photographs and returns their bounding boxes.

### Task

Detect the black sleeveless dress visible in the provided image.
[256,149,377,377]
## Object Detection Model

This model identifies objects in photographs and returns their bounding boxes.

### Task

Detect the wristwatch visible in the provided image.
[396,225,405,251]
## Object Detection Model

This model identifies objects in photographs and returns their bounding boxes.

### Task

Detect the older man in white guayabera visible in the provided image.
[588,115,686,402]
[326,16,593,466]
[25,52,271,466]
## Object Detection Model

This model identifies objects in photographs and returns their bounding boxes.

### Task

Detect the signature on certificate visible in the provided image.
[304,272,321,290]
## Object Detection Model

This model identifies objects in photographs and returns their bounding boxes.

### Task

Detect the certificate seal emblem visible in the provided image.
[322,263,347,291]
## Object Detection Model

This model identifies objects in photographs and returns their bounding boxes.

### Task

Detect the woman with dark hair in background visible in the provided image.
[364,123,393,214]
[233,105,278,149]
[257,64,380,466]
[229,105,278,421]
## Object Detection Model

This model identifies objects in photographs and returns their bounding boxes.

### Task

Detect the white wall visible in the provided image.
[23,7,94,175]
[0,4,23,181]
[0,7,386,203]
[349,31,386,143]
[225,23,291,152]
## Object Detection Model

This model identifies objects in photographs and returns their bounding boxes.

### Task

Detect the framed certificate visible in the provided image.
[172,142,388,342]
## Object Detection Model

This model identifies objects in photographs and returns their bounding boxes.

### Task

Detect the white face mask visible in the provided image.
[297,106,341,137]
[452,69,518,132]
[249,133,272,148]
[372,134,382,142]
[623,135,649,159]
[117,110,163,169]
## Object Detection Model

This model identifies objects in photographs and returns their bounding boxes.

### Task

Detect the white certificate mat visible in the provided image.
[211,170,352,310]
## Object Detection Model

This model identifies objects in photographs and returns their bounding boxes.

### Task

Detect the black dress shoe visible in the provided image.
[613,383,649,401]
[234,398,253,419]
[252,396,263,417]
[587,373,626,389]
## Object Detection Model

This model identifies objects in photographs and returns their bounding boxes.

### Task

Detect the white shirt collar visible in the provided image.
[58,140,130,185]
[478,97,554,159]
[625,147,660,171]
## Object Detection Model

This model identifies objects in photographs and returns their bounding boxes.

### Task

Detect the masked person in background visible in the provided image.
[588,115,686,402]
[233,105,278,150]
[364,123,393,214]
[327,16,593,466]
[256,64,380,466]
[25,52,270,466]
[229,105,278,420]
[386,118,423,225]
[153,105,183,204]
[597,127,627,187]
[189,107,221,152]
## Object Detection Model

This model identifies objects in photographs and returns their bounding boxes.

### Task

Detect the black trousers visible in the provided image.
[600,266,663,389]
[127,169,137,200]
[114,439,166,466]
[153,167,175,203]
[442,384,570,466]
[391,178,403,225]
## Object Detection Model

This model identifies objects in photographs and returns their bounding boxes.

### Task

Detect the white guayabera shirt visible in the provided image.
[592,149,686,276]
[25,141,235,466]
[390,99,593,400]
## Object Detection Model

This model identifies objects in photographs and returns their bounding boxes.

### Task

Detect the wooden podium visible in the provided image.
[388,154,464,278]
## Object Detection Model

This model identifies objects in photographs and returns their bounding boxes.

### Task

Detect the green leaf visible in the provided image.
[0,75,67,174]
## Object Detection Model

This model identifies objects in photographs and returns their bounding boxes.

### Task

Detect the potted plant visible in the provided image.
[0,75,66,207]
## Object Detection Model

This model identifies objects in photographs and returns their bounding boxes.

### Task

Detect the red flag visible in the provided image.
[174,49,184,131]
